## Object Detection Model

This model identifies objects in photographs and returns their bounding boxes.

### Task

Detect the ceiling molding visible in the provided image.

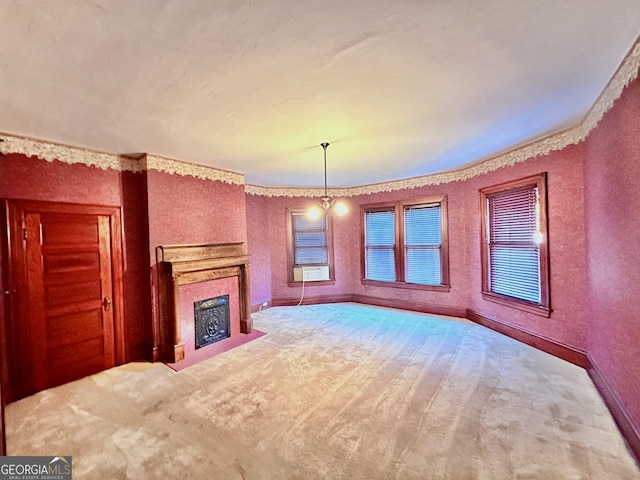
[245,37,640,198]
[0,135,244,186]
[1,38,638,195]
[144,155,244,186]
[0,133,137,172]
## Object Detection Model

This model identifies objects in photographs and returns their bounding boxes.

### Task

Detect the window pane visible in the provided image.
[295,246,328,265]
[489,188,537,244]
[294,231,327,247]
[490,245,540,302]
[405,205,441,245]
[406,247,441,284]
[365,247,396,281]
[365,210,395,246]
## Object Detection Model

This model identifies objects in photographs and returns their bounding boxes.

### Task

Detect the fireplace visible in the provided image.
[155,242,252,363]
[194,295,230,349]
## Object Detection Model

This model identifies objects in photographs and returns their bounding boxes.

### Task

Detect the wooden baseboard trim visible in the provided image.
[587,356,640,465]
[466,309,589,368]
[271,294,352,307]
[352,294,467,319]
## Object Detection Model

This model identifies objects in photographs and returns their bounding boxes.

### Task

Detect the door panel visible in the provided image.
[28,211,115,392]
[3,201,123,400]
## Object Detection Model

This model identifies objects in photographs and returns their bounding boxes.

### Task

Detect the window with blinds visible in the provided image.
[364,209,396,281]
[404,204,442,285]
[480,173,550,316]
[291,212,328,265]
[361,196,449,290]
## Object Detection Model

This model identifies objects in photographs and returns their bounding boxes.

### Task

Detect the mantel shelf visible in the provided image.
[165,255,250,277]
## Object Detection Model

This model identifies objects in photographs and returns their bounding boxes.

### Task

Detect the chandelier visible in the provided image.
[307,142,348,220]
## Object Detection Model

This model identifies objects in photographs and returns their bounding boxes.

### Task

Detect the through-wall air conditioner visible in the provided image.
[293,265,330,282]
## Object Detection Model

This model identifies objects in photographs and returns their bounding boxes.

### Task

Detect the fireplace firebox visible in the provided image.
[194,295,230,349]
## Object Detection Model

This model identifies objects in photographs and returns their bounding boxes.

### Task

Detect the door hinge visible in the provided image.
[23,228,27,240]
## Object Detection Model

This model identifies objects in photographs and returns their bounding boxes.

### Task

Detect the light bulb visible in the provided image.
[307,205,322,220]
[334,201,348,216]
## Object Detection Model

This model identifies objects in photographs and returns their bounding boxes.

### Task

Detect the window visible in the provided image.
[292,212,328,265]
[286,209,334,284]
[363,208,396,281]
[361,196,449,291]
[480,173,550,316]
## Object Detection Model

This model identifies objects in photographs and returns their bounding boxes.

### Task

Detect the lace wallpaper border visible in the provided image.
[0,137,245,186]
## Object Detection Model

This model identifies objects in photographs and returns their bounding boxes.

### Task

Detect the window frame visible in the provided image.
[479,173,551,317]
[286,208,335,286]
[360,195,450,292]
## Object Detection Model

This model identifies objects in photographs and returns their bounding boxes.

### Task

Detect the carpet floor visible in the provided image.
[7,303,640,479]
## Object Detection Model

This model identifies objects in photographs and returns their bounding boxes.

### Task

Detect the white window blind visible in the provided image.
[364,209,396,281]
[404,204,442,285]
[292,213,328,265]
[487,186,541,303]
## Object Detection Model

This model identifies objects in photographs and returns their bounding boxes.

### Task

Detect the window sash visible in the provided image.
[404,204,442,285]
[364,209,396,281]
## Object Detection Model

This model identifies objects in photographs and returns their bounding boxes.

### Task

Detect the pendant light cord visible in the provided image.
[321,142,329,198]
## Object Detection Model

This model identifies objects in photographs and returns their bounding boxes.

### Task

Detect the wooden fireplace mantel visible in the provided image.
[156,242,252,363]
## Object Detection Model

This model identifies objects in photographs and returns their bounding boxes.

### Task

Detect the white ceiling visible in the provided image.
[1,1,639,188]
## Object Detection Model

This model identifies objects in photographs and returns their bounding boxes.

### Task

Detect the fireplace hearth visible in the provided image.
[194,295,230,349]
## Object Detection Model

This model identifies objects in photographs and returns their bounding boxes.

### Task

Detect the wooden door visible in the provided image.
[3,201,124,400]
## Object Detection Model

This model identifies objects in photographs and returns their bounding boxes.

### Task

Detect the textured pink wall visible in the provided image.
[144,169,248,358]
[584,75,640,427]
[245,193,272,306]
[466,145,588,350]
[177,277,241,358]
[145,169,247,255]
[266,196,354,301]
[0,154,151,360]
[252,148,588,352]
[0,154,123,204]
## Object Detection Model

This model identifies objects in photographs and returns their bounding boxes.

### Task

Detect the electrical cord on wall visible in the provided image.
[296,277,306,307]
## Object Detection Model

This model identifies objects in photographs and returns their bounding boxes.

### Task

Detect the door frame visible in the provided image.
[1,199,125,403]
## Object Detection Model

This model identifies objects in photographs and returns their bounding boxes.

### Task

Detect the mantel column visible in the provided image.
[170,274,186,362]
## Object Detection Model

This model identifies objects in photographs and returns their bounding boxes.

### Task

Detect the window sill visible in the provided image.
[288,280,336,287]
[361,279,451,292]
[481,292,551,318]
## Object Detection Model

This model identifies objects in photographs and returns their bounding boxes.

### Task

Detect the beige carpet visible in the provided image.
[7,303,640,479]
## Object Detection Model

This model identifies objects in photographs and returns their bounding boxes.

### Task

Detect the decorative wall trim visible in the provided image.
[145,155,244,185]
[245,38,640,197]
[0,134,245,186]
[465,309,589,368]
[587,355,640,465]
[0,133,141,171]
